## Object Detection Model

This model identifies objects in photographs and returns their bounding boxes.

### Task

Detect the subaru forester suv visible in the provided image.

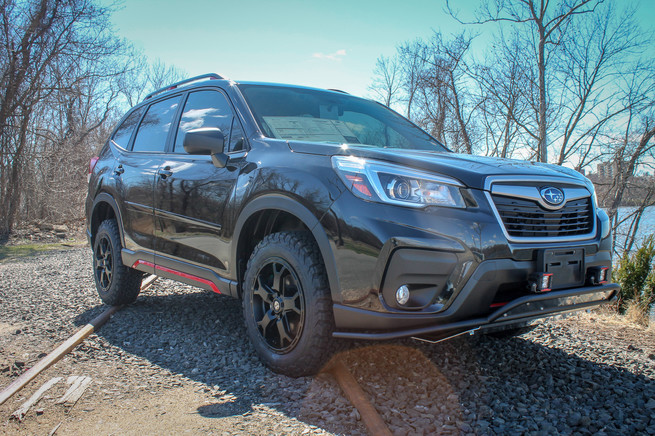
[86,74,618,376]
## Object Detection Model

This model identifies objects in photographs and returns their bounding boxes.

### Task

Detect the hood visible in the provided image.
[287,141,588,190]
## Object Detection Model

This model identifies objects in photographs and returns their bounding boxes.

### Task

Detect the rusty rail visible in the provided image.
[328,360,393,436]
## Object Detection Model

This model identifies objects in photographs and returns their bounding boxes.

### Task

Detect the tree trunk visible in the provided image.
[537,28,548,163]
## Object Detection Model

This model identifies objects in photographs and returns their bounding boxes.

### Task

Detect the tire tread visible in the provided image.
[243,231,335,376]
[94,219,143,306]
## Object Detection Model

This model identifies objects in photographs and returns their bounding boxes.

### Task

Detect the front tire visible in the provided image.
[93,219,143,305]
[242,231,334,377]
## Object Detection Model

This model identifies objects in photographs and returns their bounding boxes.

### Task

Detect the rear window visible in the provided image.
[132,96,181,153]
[111,107,145,149]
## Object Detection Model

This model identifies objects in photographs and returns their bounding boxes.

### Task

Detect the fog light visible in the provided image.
[396,285,410,305]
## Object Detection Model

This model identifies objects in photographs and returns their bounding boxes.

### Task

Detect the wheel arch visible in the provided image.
[90,193,124,247]
[232,194,339,302]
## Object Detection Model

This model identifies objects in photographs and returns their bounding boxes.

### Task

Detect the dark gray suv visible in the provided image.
[86,74,618,376]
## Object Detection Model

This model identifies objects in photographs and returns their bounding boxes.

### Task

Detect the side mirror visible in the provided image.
[183,127,229,167]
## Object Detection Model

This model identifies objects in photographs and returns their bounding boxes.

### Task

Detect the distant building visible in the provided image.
[597,160,620,179]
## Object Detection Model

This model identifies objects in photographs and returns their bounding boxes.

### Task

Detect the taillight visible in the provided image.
[88,156,99,182]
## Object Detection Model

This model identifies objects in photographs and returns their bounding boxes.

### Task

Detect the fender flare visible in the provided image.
[232,194,340,301]
[90,192,125,245]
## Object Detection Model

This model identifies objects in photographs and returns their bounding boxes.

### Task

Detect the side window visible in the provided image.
[230,117,245,152]
[132,96,181,153]
[174,90,236,153]
[111,107,145,149]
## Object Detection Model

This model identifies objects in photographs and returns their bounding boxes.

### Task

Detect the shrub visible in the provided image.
[613,234,655,321]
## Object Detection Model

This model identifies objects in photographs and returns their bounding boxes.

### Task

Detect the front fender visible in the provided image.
[231,194,341,303]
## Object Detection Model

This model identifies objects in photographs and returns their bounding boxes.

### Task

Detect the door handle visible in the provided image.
[158,167,173,179]
[114,165,124,176]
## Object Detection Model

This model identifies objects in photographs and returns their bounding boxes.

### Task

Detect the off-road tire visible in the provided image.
[93,219,143,305]
[242,231,335,377]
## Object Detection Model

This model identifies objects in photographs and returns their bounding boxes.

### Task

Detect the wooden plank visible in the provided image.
[11,377,62,421]
[0,306,120,406]
[57,376,82,404]
[140,274,158,291]
[328,360,392,436]
[57,376,91,405]
[48,421,62,436]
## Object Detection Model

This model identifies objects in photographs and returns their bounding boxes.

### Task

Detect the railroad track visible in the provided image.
[0,275,392,435]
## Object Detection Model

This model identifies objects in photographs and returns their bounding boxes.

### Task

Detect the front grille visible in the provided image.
[491,195,594,238]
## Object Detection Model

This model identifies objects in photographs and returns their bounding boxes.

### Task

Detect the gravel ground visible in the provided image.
[0,245,654,435]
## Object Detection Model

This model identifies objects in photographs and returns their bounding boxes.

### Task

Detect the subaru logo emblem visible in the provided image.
[540,187,565,206]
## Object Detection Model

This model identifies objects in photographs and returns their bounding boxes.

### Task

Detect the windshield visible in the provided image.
[238,84,448,152]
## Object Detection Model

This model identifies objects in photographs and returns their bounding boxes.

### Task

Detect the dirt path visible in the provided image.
[1,247,654,435]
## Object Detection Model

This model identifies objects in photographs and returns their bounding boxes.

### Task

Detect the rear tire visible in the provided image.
[93,219,143,305]
[242,231,335,377]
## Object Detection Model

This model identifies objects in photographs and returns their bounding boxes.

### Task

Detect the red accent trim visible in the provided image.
[131,260,221,294]
[133,259,155,269]
[490,302,508,308]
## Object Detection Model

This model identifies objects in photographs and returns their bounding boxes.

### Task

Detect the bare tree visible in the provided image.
[369,55,401,107]
[473,33,530,158]
[0,0,130,236]
[397,40,427,118]
[554,4,649,167]
[447,0,604,162]
[117,56,187,107]
[415,32,479,153]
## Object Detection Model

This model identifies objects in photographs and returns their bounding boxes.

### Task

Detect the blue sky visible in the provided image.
[106,0,469,97]
[106,0,655,98]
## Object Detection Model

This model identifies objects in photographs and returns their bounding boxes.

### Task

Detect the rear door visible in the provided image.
[115,95,182,261]
[154,88,246,274]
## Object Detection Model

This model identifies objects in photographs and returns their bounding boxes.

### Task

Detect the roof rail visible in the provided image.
[328,88,349,94]
[144,73,224,101]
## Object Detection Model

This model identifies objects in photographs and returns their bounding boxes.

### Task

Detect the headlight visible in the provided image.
[332,156,466,208]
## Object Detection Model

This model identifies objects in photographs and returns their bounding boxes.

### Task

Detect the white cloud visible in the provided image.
[312,49,347,61]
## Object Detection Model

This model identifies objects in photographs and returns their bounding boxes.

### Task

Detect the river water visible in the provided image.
[614,206,655,254]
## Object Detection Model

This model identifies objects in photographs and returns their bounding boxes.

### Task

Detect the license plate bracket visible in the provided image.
[538,248,585,289]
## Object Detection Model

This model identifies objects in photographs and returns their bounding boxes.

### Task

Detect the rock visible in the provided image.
[568,411,582,426]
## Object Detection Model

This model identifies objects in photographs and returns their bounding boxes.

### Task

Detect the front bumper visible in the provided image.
[323,185,616,339]
[332,283,618,340]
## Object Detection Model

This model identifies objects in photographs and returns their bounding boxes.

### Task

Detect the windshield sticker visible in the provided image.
[263,116,360,143]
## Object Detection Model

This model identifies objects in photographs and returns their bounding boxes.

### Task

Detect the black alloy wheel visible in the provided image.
[92,219,143,306]
[242,231,335,377]
[94,234,114,293]
[251,258,305,352]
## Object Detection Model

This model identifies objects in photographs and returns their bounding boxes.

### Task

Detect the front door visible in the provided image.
[154,89,244,275]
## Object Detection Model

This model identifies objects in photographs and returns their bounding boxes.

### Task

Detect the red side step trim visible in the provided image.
[132,260,221,294]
